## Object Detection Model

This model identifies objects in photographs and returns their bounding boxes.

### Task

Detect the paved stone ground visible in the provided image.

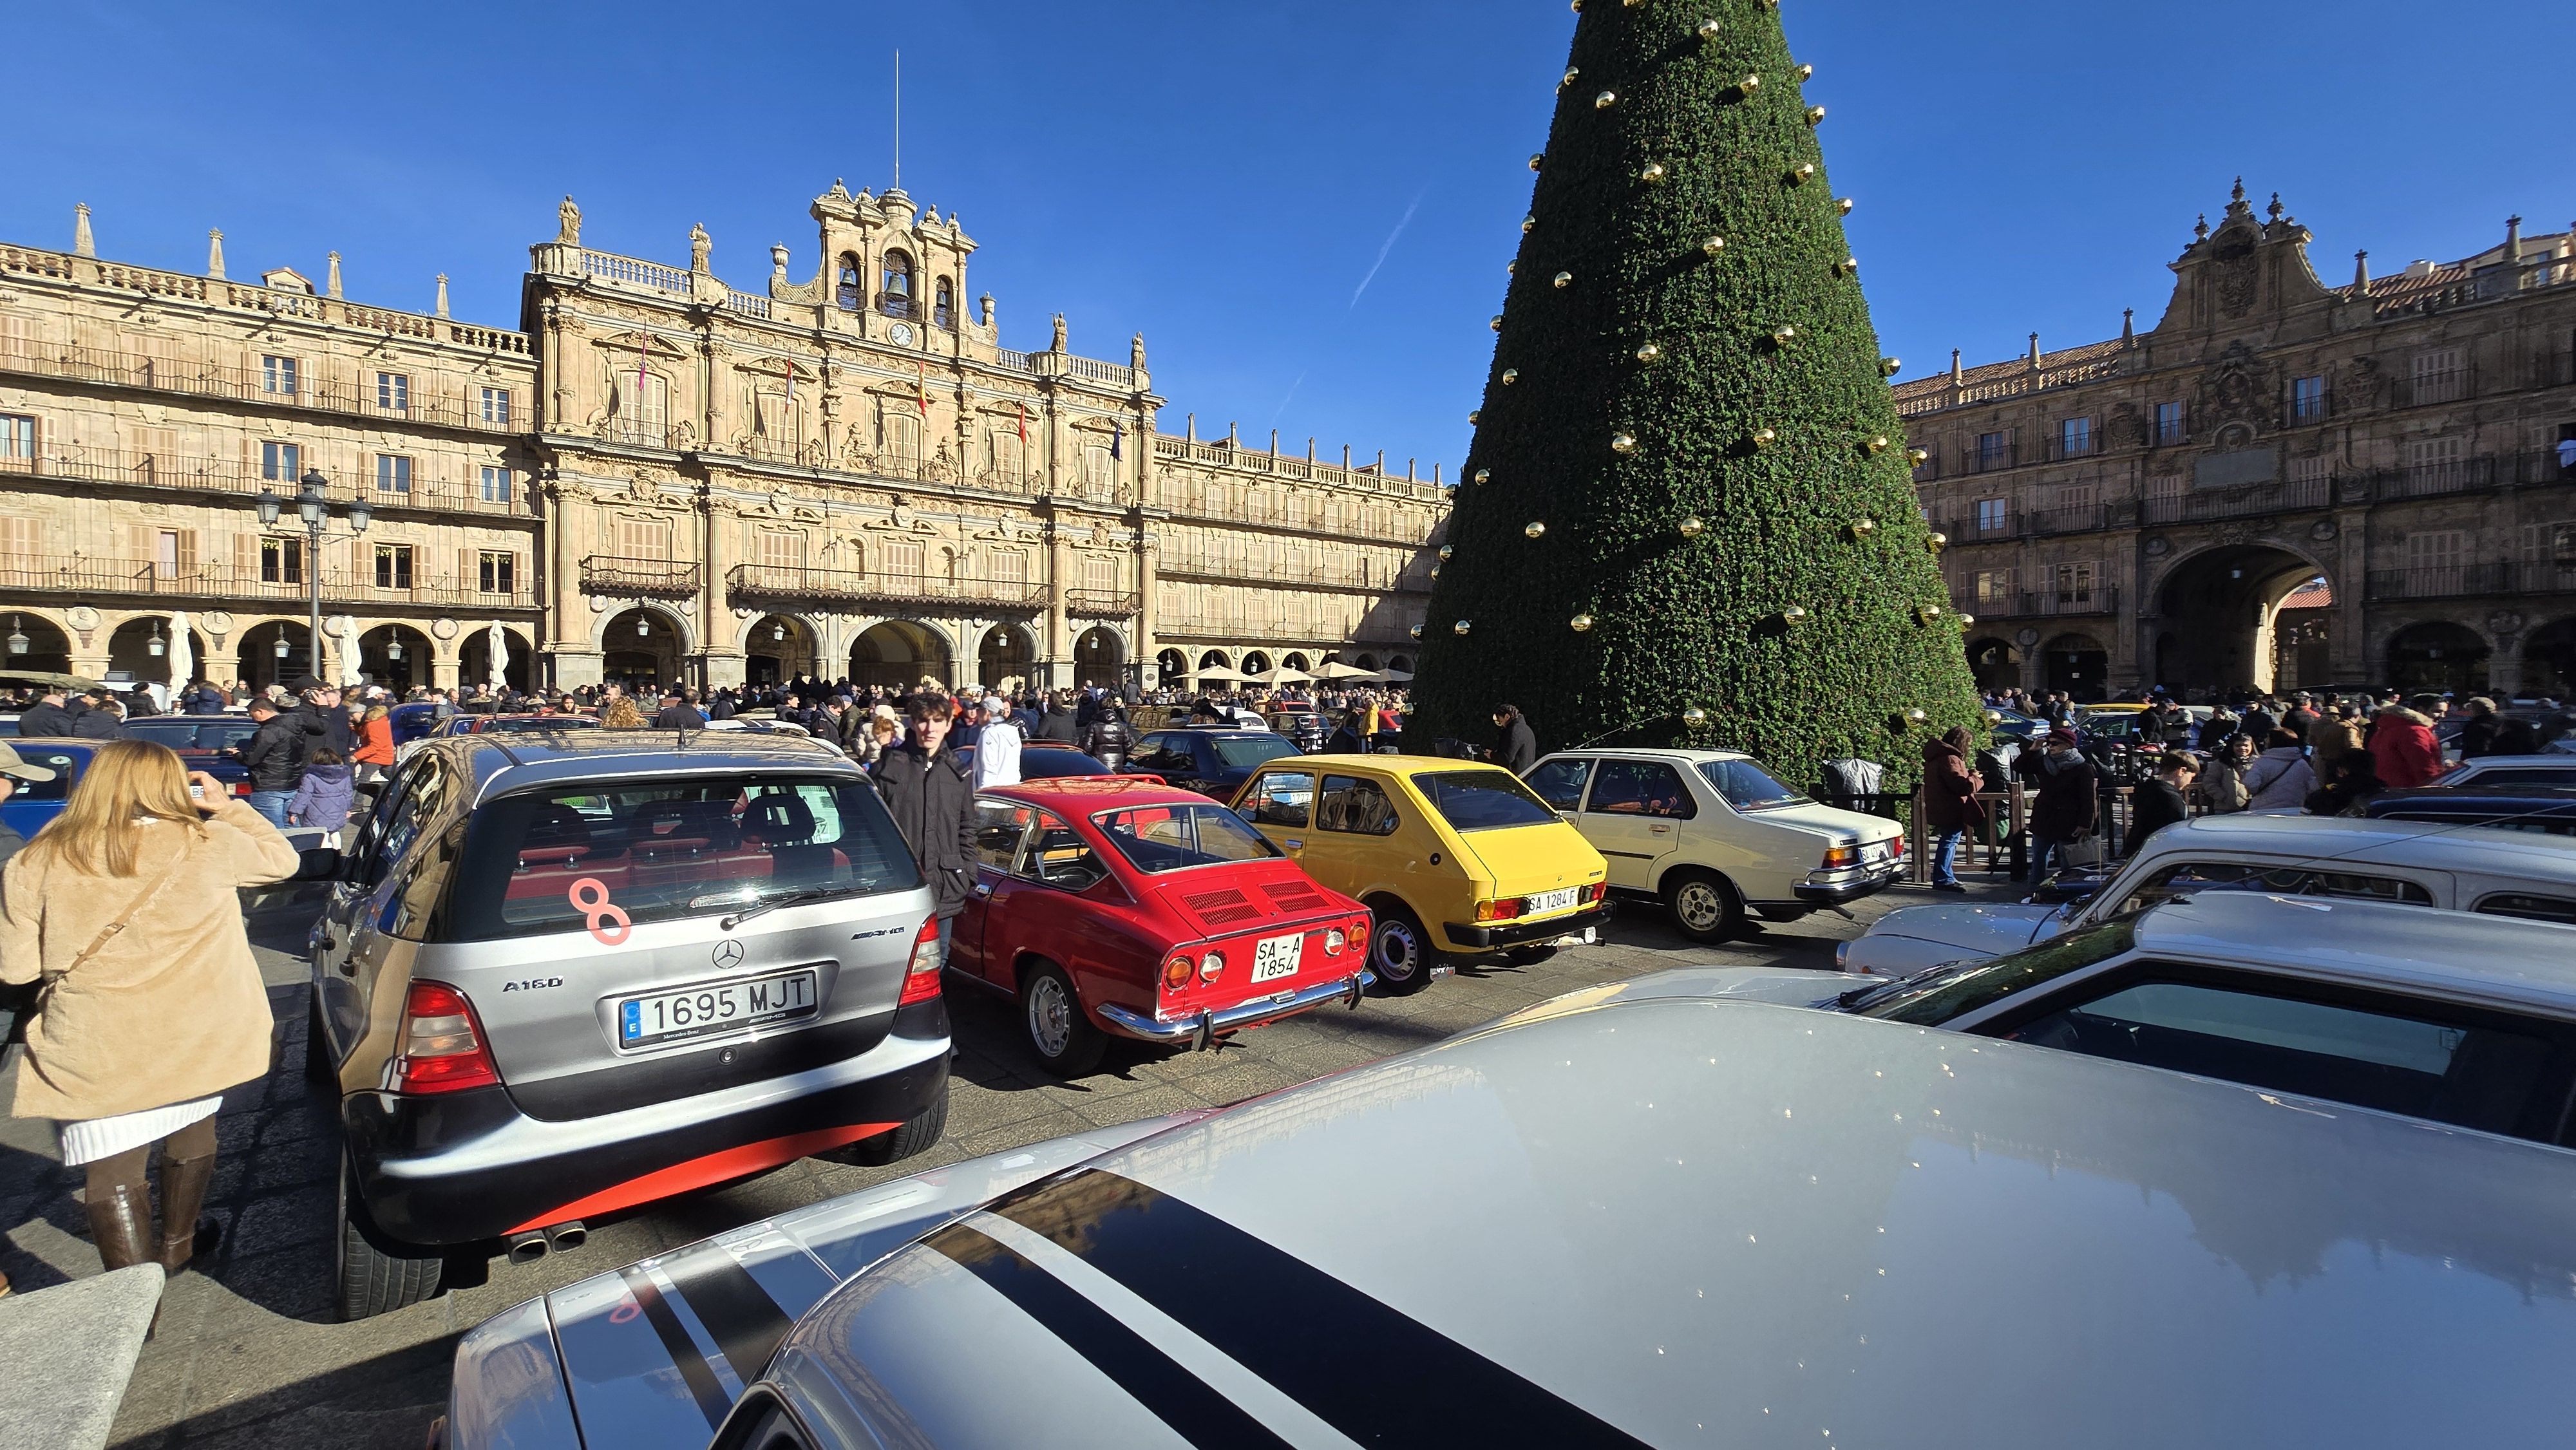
[0,871,2024,1449]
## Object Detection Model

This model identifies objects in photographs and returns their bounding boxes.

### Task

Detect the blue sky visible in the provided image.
[8,1,2570,476]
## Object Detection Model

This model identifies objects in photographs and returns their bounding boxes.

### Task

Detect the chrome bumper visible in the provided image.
[1097,971,1374,1050]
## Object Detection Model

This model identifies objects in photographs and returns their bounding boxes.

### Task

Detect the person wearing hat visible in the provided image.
[2023,728,2098,883]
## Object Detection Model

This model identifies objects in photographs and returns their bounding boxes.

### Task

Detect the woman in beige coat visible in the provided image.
[1,739,300,1279]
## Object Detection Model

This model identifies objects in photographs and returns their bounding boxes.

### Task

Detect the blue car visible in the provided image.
[1,741,94,840]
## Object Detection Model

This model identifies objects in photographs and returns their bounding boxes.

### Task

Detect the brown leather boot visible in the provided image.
[86,1173,154,1274]
[156,1150,219,1277]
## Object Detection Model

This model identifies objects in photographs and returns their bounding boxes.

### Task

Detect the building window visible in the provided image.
[881,250,914,316]
[2412,348,2465,405]
[260,536,305,585]
[934,278,954,329]
[261,355,298,396]
[755,527,804,571]
[479,466,513,504]
[1,413,35,460]
[2292,375,2327,421]
[373,543,413,590]
[835,255,864,311]
[375,454,412,494]
[1975,431,2011,471]
[615,514,672,560]
[479,388,511,425]
[881,538,925,578]
[2050,561,2096,603]
[477,551,516,595]
[1973,569,2015,605]
[2058,418,2091,458]
[260,440,300,482]
[156,529,197,577]
[1976,497,2008,532]
[376,372,409,414]
[2152,402,2185,445]
[2291,455,2332,487]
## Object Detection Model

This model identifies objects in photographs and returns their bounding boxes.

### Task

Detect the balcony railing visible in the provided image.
[0,337,525,433]
[2141,477,2330,525]
[580,557,703,596]
[2365,563,2576,601]
[1066,589,1140,616]
[0,446,533,517]
[1965,588,2120,619]
[0,554,535,608]
[726,563,867,601]
[719,561,1047,610]
[2389,368,2475,409]
[2369,457,2498,502]
[1962,443,2020,475]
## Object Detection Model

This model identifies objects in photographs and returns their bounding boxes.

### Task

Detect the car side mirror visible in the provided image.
[293,846,345,881]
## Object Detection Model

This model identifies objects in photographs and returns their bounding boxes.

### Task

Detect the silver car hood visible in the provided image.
[1495,965,1851,1026]
[768,1001,2576,1449]
[444,1113,1211,1450]
[1864,900,2061,956]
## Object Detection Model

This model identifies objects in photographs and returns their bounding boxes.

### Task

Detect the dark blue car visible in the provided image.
[1124,727,1300,798]
[1,741,93,840]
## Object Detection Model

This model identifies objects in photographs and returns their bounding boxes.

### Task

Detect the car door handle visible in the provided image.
[972,881,992,897]
[1650,824,1672,834]
[1284,838,1303,850]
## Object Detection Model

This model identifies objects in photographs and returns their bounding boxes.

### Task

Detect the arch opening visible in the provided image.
[359,623,435,693]
[1967,637,2023,693]
[1074,626,1124,688]
[2154,545,2325,696]
[459,626,534,694]
[105,617,209,692]
[746,614,817,687]
[1,613,72,675]
[851,620,950,692]
[240,621,312,692]
[2526,616,2576,700]
[979,625,1036,690]
[2385,621,2490,697]
[603,608,686,693]
[2042,632,2109,699]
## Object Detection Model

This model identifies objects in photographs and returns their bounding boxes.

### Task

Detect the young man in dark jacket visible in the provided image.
[1491,704,1539,774]
[2125,752,2197,856]
[15,688,78,738]
[2025,729,2099,883]
[873,696,978,964]
[1035,693,1081,744]
[236,697,307,825]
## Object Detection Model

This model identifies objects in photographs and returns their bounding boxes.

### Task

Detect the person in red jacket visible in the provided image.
[2367,704,2443,789]
[1920,727,1986,894]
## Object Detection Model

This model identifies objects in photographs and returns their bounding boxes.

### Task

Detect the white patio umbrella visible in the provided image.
[1191,663,1251,684]
[1372,668,1415,684]
[1256,664,1312,688]
[166,610,193,692]
[334,616,364,688]
[484,621,509,689]
[1312,660,1376,681]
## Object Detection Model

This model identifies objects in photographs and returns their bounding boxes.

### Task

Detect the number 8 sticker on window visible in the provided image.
[569,877,632,946]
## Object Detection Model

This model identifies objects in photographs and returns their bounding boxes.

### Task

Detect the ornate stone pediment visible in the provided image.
[2191,340,2271,431]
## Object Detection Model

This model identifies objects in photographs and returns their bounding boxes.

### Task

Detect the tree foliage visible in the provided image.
[1413,0,1982,788]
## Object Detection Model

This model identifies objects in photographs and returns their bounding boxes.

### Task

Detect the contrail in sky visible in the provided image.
[1348,191,1425,310]
[1267,370,1309,431]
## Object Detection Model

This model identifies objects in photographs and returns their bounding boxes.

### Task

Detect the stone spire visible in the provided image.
[2026,332,2043,370]
[2506,214,2524,261]
[2353,249,2372,296]
[206,229,225,279]
[72,203,94,258]
[326,251,343,299]
[1949,348,1963,385]
[434,274,450,318]
[2121,308,2136,346]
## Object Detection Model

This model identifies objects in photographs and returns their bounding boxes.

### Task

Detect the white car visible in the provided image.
[1524,748,1904,941]
[443,907,2576,1450]
[1514,890,2576,1149]
[1839,813,2576,977]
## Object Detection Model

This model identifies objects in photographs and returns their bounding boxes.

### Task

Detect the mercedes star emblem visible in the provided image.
[712,939,745,970]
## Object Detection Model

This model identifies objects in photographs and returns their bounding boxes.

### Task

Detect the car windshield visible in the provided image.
[1094,802,1280,872]
[1696,758,1811,811]
[1020,746,1110,777]
[1415,770,1558,832]
[445,775,920,941]
[127,718,260,751]
[1850,919,2137,1026]
[1211,735,1299,769]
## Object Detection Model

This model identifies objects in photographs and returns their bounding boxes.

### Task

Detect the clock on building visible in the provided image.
[888,321,914,346]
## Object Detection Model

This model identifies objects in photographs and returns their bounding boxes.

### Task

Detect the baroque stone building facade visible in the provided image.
[1901,182,2576,701]
[0,185,1444,694]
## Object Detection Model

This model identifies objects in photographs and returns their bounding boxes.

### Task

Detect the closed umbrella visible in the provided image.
[166,610,193,693]
[485,621,509,689]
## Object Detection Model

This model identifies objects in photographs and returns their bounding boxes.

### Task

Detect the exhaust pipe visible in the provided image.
[544,1221,587,1254]
[504,1230,549,1265]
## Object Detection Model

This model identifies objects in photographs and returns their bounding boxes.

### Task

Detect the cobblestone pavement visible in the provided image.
[0,872,2024,1449]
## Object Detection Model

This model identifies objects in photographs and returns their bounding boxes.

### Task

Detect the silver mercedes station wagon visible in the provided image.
[307,731,950,1320]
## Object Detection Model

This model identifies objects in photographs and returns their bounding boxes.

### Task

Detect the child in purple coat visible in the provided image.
[287,748,357,844]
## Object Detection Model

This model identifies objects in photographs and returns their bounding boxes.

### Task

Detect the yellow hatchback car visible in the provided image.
[1230,757,1610,993]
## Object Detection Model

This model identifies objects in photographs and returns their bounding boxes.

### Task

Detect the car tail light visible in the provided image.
[1473,898,1526,923]
[1822,844,1860,869]
[1889,833,1906,860]
[1323,928,1347,957]
[1162,954,1195,992]
[898,917,944,1006]
[232,778,252,797]
[1586,881,1607,903]
[1199,951,1225,984]
[393,981,499,1095]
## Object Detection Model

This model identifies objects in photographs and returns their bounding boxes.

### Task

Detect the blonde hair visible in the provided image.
[24,739,205,877]
[599,697,648,730]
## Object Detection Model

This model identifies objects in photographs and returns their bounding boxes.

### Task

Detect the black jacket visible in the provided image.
[238,713,309,791]
[653,704,703,729]
[873,741,978,918]
[2028,751,2099,843]
[2126,778,2190,855]
[1495,717,1538,774]
[1080,715,1132,771]
[17,701,77,737]
[1034,706,1080,744]
[292,700,350,758]
[70,709,125,740]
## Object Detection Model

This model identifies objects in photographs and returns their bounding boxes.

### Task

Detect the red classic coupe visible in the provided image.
[950,777,1374,1074]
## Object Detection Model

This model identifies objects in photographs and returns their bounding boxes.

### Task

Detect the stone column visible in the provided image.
[699,483,745,688]
[1134,514,1160,689]
[1044,514,1073,690]
[544,473,605,688]
[431,639,460,692]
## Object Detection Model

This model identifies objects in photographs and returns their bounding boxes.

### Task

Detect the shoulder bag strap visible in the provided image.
[63,840,194,975]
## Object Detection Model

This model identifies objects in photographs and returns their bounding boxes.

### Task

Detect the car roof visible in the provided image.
[1258,754,1511,777]
[795,998,2576,1444]
[1534,746,1754,764]
[410,731,857,803]
[983,776,1207,808]
[2137,810,2576,872]
[2132,891,2576,1015]
[2450,755,2576,772]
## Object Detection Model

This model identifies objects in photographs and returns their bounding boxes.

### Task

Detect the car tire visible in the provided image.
[304,993,335,1086]
[1021,962,1106,1077]
[1368,901,1440,995]
[844,1081,950,1167]
[336,1160,442,1322]
[1662,870,1745,944]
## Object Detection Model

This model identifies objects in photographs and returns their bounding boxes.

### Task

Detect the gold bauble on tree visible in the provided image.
[1806,105,1826,125]
[1635,341,1663,363]
[1925,532,1948,553]
[1610,432,1638,454]
[1437,544,1455,561]
[1865,435,1889,453]
[1501,368,1520,385]
[1678,516,1705,538]
[1701,234,1727,258]
[1781,605,1809,625]
[1522,215,1537,234]
[1451,620,1472,636]
[1837,196,1855,215]
[1409,625,1424,639]
[1696,17,1721,39]
[1472,468,1490,484]
[1639,162,1667,185]
[1837,256,1860,276]
[1468,410,1481,424]
[1907,447,1930,466]
[1562,66,1580,87]
[1850,517,1877,537]
[1553,270,1573,288]
[1770,325,1797,347]
[1958,614,1977,629]
[1594,89,1618,109]
[1524,521,1548,539]
[1738,73,1760,92]
[1787,162,1817,185]
[1528,153,1544,172]
[1796,62,1814,79]
[1682,706,1709,727]
[1880,356,1902,375]
[1571,613,1595,632]
[1751,427,1778,449]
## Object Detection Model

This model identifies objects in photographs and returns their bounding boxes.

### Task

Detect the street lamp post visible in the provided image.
[257,469,370,683]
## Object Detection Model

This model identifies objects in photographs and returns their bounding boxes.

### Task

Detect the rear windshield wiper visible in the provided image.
[1835,962,1960,1011]
[721,884,867,930]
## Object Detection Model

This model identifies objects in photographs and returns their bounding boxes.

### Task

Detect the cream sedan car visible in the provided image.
[1523,748,1904,941]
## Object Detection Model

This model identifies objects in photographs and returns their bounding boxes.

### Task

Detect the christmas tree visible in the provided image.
[1414,0,1980,788]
